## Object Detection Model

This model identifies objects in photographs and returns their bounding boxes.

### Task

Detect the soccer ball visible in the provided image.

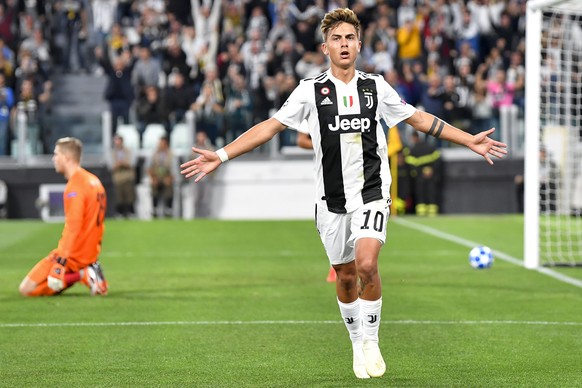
[469,246,494,269]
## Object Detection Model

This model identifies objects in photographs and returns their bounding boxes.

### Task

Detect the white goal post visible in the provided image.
[525,0,582,268]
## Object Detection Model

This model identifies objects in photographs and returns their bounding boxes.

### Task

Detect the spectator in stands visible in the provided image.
[368,15,397,61]
[104,23,130,63]
[166,0,192,26]
[19,27,51,77]
[453,6,480,59]
[384,69,408,105]
[399,62,423,107]
[294,50,327,79]
[117,0,137,25]
[245,5,270,41]
[165,71,195,127]
[472,78,494,135]
[131,44,161,97]
[0,36,14,67]
[90,0,118,51]
[147,135,176,218]
[454,41,478,75]
[0,66,8,95]
[181,25,205,80]
[0,72,13,155]
[14,50,47,91]
[161,33,191,80]
[266,36,300,78]
[368,39,394,74]
[293,17,321,54]
[136,85,169,141]
[397,15,423,65]
[441,75,471,131]
[420,73,445,119]
[0,3,16,48]
[506,51,525,112]
[241,29,271,125]
[60,0,89,73]
[456,59,476,100]
[223,72,252,143]
[477,65,514,139]
[11,76,51,153]
[468,0,505,62]
[110,134,136,218]
[190,78,224,145]
[95,45,136,135]
[192,0,222,48]
[397,0,416,28]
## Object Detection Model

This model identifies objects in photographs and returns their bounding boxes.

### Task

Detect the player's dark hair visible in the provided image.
[320,8,361,41]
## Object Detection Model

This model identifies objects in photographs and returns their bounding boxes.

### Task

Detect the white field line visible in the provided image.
[393,217,582,289]
[1,320,581,329]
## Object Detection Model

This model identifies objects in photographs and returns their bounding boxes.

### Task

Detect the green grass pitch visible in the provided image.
[1,215,581,387]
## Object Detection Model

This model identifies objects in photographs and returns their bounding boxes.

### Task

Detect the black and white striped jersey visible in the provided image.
[273,69,416,214]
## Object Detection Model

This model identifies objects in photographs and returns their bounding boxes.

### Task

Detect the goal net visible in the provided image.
[524,0,582,268]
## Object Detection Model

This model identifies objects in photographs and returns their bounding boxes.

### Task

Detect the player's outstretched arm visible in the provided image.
[180,118,287,182]
[405,110,507,165]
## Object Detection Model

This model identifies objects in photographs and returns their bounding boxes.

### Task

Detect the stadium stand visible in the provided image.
[0,1,538,218]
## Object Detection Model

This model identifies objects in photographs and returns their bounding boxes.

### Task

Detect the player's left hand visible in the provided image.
[469,128,508,165]
[180,147,223,182]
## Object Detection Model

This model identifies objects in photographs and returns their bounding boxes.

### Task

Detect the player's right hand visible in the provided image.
[47,257,67,292]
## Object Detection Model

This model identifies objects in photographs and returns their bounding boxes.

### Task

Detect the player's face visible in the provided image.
[52,145,67,174]
[322,22,361,70]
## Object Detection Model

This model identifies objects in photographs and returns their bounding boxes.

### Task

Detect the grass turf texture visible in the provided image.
[1,216,581,387]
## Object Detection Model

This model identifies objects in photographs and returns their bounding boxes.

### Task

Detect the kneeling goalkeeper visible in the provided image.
[19,137,108,296]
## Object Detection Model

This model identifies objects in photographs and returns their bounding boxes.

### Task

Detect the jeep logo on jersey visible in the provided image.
[328,115,371,133]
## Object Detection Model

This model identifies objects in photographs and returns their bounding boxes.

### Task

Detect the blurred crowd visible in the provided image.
[0,0,532,156]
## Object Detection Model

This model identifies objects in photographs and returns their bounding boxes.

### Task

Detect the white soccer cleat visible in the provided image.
[363,340,386,378]
[352,342,370,379]
[82,262,108,295]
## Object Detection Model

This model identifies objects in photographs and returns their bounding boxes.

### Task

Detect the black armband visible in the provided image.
[427,118,445,139]
[434,121,445,138]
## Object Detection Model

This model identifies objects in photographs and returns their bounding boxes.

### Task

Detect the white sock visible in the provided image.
[360,297,382,343]
[337,298,364,345]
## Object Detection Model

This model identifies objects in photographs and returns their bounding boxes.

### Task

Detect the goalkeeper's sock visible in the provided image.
[360,297,382,343]
[338,298,364,344]
[65,272,81,286]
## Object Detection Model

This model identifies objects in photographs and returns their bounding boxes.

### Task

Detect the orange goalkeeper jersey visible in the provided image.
[57,167,107,268]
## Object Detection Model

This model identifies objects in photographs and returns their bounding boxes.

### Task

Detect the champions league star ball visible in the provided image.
[469,246,494,269]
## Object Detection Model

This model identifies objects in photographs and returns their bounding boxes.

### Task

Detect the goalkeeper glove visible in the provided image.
[47,256,67,292]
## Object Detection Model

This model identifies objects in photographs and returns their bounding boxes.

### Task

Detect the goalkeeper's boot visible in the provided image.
[363,340,386,378]
[82,262,108,295]
[352,341,370,379]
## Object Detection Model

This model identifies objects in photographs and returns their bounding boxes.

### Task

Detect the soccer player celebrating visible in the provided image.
[19,137,108,297]
[181,8,507,379]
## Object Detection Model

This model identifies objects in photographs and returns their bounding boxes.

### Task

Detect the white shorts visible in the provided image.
[315,199,391,266]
